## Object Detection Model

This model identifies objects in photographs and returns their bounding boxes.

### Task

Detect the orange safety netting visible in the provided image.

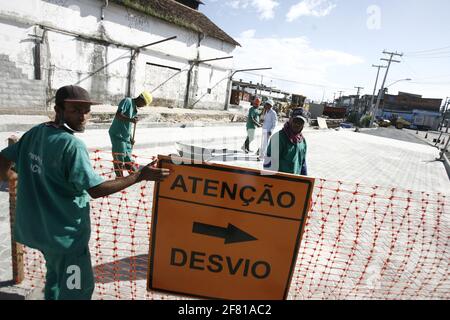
[18,150,450,300]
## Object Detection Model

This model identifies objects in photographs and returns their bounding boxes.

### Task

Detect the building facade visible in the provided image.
[380,92,442,130]
[0,0,239,112]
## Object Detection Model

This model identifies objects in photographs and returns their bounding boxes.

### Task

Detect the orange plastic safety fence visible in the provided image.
[19,150,450,300]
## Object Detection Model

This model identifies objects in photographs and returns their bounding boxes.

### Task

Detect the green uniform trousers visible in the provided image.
[42,246,94,300]
[110,137,133,163]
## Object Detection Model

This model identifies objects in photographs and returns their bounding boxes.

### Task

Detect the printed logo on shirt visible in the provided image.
[29,152,42,175]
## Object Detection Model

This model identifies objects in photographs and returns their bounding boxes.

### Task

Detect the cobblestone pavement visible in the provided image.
[360,127,429,146]
[1,125,449,299]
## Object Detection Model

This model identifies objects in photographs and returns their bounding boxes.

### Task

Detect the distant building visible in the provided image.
[335,95,358,109]
[323,106,347,119]
[357,94,375,115]
[382,91,441,113]
[379,92,442,130]
[304,103,324,119]
[230,79,289,106]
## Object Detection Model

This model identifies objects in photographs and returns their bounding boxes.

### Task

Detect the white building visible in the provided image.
[0,0,239,112]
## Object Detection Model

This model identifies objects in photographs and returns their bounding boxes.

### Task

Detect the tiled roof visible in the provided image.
[110,0,240,46]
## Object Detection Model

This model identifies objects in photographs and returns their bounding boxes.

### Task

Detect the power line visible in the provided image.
[409,81,450,85]
[239,71,354,90]
[405,50,450,56]
[405,54,450,60]
[399,57,418,81]
[411,74,450,81]
[405,51,450,57]
[405,45,450,55]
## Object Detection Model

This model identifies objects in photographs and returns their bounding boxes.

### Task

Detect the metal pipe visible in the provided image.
[127,36,178,96]
[194,56,233,64]
[224,67,272,110]
[138,36,177,49]
[438,134,450,160]
[101,0,109,20]
[231,67,272,78]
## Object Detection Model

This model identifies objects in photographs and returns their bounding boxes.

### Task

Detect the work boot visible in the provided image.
[241,145,250,154]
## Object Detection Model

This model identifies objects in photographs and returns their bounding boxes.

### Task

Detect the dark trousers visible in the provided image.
[42,246,94,300]
[243,128,256,152]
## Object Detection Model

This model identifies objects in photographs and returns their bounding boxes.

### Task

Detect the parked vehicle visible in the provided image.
[340,122,354,129]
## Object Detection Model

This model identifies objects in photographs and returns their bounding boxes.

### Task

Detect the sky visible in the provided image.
[200,0,450,103]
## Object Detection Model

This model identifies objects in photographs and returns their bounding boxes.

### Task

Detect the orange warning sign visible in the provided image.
[147,155,315,300]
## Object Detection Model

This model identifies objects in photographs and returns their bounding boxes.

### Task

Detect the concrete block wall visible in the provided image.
[0,54,46,112]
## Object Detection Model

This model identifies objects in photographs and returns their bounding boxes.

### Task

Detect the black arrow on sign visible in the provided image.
[192,222,257,244]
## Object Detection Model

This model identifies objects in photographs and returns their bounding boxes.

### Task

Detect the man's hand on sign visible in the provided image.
[149,156,158,167]
[0,154,17,185]
[132,116,139,124]
[138,159,170,182]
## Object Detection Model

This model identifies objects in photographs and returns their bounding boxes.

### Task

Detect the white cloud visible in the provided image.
[287,0,336,22]
[232,36,364,100]
[240,29,256,38]
[227,0,280,20]
[228,0,242,9]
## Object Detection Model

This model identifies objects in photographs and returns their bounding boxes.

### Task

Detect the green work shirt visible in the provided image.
[246,106,260,129]
[0,123,104,254]
[108,98,137,141]
[265,130,307,175]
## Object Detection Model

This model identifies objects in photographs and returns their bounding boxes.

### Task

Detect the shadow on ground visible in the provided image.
[93,254,148,284]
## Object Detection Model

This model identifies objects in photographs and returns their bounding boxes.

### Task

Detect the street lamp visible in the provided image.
[385,78,412,88]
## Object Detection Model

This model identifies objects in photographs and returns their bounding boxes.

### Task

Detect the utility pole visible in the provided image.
[354,86,364,122]
[332,92,336,107]
[438,97,450,132]
[260,75,264,96]
[437,132,450,161]
[369,64,387,115]
[354,86,364,108]
[355,86,364,97]
[321,88,326,104]
[446,98,450,133]
[337,91,344,107]
[370,51,403,127]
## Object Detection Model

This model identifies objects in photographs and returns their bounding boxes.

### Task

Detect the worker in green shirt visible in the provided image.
[263,108,308,175]
[242,96,262,153]
[0,85,170,300]
[108,91,153,177]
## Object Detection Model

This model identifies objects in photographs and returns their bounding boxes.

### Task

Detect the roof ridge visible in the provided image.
[110,0,240,47]
[167,0,200,12]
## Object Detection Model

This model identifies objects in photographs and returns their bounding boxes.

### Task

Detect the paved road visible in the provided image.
[360,127,429,146]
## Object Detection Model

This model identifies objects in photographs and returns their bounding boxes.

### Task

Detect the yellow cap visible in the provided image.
[140,91,153,105]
